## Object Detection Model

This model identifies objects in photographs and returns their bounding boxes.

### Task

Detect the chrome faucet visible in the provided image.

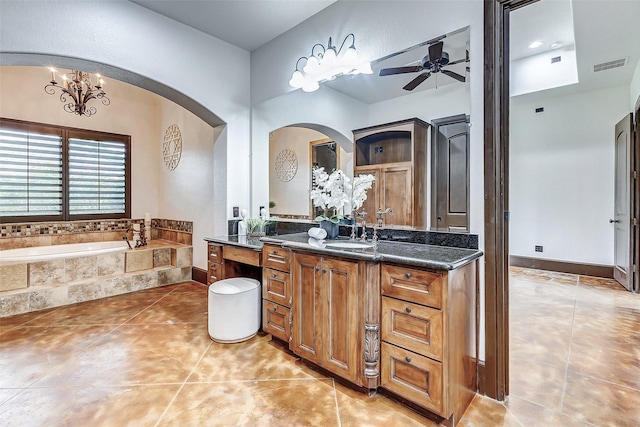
[376,208,393,227]
[351,209,368,241]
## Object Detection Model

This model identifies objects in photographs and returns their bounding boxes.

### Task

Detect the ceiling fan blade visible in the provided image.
[428,41,443,62]
[447,58,468,66]
[403,72,430,91]
[441,69,466,82]
[379,65,423,76]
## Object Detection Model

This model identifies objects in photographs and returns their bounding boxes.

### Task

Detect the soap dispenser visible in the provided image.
[237,209,247,236]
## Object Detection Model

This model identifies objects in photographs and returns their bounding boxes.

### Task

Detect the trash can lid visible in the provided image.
[210,277,260,295]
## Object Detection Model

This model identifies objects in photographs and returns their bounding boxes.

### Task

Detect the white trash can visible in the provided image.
[208,277,261,343]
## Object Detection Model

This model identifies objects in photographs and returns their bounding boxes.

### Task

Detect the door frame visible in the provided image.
[484,0,640,401]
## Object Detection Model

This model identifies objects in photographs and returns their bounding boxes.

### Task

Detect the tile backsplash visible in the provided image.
[0,218,193,250]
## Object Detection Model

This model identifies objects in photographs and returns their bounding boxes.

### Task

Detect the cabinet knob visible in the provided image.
[273,273,277,278]
[272,306,277,312]
[405,272,412,279]
[273,250,278,254]
[405,306,412,313]
[322,268,327,273]
[405,356,412,363]
[315,266,320,271]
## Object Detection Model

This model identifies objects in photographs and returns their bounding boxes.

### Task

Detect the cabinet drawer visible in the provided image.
[381,342,444,416]
[262,268,291,307]
[262,245,291,272]
[223,245,261,267]
[381,297,443,361]
[381,264,443,309]
[208,261,223,284]
[208,244,222,263]
[263,300,290,342]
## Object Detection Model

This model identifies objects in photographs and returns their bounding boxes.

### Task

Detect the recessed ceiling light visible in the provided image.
[528,40,543,49]
[550,42,562,49]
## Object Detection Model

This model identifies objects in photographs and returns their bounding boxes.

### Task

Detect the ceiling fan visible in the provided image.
[378,41,469,91]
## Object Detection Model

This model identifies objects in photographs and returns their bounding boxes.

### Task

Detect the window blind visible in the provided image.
[0,128,63,216]
[68,137,126,215]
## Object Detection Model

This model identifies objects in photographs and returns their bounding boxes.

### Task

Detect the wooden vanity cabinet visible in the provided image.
[291,252,372,386]
[207,243,224,285]
[379,262,477,425]
[262,244,292,342]
[353,118,428,229]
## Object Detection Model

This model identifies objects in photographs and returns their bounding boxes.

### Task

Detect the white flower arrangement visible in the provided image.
[310,167,375,223]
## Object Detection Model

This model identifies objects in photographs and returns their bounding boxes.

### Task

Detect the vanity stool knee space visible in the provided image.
[208,277,261,343]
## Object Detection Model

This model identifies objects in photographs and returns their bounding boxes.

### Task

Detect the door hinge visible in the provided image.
[634,218,638,227]
[504,211,510,222]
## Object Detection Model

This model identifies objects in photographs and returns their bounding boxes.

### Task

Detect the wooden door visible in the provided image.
[322,257,360,383]
[291,253,323,364]
[613,113,635,291]
[381,165,412,227]
[431,115,470,232]
[355,166,380,219]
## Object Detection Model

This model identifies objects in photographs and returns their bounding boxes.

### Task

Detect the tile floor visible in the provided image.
[0,268,638,426]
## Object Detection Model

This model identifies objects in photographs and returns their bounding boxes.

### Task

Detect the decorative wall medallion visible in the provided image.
[163,124,182,170]
[275,148,298,182]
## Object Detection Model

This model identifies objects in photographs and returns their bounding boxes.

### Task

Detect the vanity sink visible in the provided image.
[325,241,374,249]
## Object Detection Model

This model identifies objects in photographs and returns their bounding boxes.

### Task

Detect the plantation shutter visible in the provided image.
[0,126,63,217]
[68,137,126,215]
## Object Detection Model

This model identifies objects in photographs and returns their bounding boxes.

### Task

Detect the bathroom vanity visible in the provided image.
[204,232,481,426]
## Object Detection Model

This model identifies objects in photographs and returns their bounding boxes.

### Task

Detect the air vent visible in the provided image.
[594,58,627,72]
[551,56,561,64]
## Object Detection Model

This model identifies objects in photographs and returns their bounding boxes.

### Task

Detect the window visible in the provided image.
[0,118,130,223]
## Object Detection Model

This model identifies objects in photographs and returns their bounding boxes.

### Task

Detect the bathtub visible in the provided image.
[0,241,129,265]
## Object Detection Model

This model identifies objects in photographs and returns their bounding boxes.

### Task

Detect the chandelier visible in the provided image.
[288,33,372,93]
[44,68,110,117]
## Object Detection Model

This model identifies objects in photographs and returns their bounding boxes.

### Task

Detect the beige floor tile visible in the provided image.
[0,384,179,427]
[504,395,592,426]
[188,334,314,383]
[568,340,640,391]
[509,361,567,410]
[21,292,164,326]
[562,371,640,426]
[158,379,339,426]
[0,325,115,388]
[0,388,24,405]
[126,292,208,324]
[457,395,521,427]
[36,323,211,387]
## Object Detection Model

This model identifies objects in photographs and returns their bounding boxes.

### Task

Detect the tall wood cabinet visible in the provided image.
[353,118,429,228]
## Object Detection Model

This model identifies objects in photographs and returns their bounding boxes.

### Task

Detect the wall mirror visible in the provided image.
[255,26,470,231]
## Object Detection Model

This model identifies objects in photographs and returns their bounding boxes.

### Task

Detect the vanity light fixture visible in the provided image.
[289,33,372,93]
[44,68,110,117]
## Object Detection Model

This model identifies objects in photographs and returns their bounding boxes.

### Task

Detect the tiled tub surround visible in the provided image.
[0,240,193,318]
[0,218,193,250]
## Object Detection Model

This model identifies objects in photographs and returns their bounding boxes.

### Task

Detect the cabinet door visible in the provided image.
[355,166,380,218]
[291,253,323,365]
[381,165,413,227]
[322,257,360,384]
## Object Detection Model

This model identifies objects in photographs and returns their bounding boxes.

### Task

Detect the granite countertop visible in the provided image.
[205,233,482,271]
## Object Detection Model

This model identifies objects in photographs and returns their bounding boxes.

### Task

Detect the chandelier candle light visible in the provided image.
[289,33,373,92]
[45,68,110,117]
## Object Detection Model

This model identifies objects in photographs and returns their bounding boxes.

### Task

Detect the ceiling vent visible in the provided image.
[593,58,627,72]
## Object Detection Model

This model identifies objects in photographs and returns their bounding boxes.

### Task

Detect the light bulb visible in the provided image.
[302,79,319,92]
[323,47,337,67]
[343,46,358,66]
[303,56,320,75]
[289,70,304,88]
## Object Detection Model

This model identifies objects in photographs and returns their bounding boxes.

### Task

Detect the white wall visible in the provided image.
[0,0,252,246]
[510,85,630,265]
[631,58,640,110]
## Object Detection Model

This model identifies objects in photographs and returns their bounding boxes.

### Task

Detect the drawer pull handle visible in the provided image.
[315,266,320,271]
[273,273,277,278]
[273,250,278,254]
[405,306,412,313]
[405,273,412,279]
[272,306,277,312]
[405,356,412,363]
[322,268,327,273]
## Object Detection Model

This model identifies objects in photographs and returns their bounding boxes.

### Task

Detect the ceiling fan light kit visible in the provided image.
[288,33,372,92]
[378,41,469,91]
